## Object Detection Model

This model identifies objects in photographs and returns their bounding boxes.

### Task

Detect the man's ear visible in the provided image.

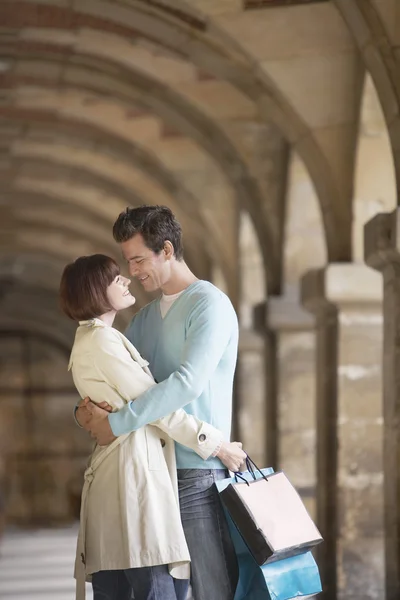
[164,240,174,259]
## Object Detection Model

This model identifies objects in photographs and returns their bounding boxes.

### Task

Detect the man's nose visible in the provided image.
[129,264,139,277]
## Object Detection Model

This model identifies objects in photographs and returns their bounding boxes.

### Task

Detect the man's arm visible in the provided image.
[108,293,237,436]
[79,326,247,469]
[90,335,226,456]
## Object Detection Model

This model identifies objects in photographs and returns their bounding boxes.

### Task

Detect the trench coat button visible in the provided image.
[160,438,166,448]
[199,434,206,442]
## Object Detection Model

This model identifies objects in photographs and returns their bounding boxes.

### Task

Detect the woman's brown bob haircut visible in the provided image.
[59,254,120,321]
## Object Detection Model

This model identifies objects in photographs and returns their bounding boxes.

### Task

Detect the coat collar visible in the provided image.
[78,317,107,328]
[68,319,150,372]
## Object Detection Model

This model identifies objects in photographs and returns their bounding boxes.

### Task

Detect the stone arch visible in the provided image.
[335,0,400,197]
[352,72,397,260]
[1,48,272,289]
[0,0,354,281]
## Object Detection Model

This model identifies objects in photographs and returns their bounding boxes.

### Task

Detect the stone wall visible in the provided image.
[0,335,91,526]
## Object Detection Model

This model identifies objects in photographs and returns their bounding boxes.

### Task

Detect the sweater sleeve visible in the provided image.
[109,292,235,435]
[94,330,223,458]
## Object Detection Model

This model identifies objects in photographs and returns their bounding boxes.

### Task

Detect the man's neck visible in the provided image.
[161,261,198,296]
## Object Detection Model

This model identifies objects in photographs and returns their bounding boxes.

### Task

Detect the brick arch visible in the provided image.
[0,324,73,358]
[0,108,210,222]
[1,182,210,298]
[0,222,144,330]
[0,88,241,297]
[1,111,226,262]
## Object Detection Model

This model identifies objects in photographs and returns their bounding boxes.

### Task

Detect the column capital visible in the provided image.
[253,297,314,332]
[364,209,400,271]
[301,268,335,316]
[301,264,382,314]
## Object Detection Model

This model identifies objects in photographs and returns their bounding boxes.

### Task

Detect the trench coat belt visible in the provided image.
[75,434,129,600]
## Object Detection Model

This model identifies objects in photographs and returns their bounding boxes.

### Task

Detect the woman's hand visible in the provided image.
[76,398,113,429]
[217,441,247,472]
[97,401,113,413]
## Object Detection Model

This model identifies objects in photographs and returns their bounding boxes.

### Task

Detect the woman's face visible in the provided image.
[106,274,136,312]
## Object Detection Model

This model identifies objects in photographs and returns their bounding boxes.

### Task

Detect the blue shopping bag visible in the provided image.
[215,468,322,600]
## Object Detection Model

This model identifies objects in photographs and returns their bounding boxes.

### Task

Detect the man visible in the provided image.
[76,205,245,600]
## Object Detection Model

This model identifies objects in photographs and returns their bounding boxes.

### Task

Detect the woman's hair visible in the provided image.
[59,254,120,321]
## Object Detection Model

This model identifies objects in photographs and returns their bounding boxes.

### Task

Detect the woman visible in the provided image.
[59,255,243,600]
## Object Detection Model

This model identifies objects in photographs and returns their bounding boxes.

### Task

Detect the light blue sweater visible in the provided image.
[108,280,239,469]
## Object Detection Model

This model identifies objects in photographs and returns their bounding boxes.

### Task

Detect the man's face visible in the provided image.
[121,234,171,293]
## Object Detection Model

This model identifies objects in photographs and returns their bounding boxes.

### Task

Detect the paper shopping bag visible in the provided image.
[215,467,322,600]
[220,458,322,565]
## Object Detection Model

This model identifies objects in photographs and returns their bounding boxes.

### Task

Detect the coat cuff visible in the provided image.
[195,423,224,460]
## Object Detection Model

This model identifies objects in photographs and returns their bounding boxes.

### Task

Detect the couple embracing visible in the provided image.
[60,205,246,600]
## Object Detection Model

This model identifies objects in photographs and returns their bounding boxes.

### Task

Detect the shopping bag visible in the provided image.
[216,468,322,600]
[220,457,322,565]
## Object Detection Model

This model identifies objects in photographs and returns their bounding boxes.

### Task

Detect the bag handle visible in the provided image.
[246,455,269,482]
[234,472,250,486]
[234,455,269,485]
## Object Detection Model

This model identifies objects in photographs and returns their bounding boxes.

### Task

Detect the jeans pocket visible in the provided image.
[178,470,214,499]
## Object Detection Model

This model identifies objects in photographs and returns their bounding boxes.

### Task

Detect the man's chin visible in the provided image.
[141,279,157,292]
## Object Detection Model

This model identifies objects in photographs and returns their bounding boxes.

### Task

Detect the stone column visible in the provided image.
[268,295,316,518]
[236,327,267,466]
[301,272,339,600]
[253,302,278,468]
[365,210,400,600]
[302,265,384,600]
[250,297,316,480]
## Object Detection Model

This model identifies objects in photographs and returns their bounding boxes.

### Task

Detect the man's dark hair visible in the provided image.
[113,205,184,260]
[59,254,120,321]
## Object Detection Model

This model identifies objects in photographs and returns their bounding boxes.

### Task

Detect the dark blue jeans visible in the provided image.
[92,565,189,600]
[178,468,239,600]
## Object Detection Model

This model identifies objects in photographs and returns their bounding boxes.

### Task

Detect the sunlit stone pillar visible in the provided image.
[268,295,316,518]
[236,327,266,466]
[302,265,384,600]
[365,210,400,600]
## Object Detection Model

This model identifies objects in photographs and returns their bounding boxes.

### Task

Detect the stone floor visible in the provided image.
[0,525,93,600]
[0,527,318,599]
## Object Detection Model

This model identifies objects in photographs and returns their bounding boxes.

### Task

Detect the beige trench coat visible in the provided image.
[68,318,223,599]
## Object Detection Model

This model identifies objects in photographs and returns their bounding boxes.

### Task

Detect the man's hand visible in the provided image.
[217,441,247,472]
[85,401,117,446]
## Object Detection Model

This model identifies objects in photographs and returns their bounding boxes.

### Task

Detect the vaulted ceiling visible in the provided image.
[0,0,399,351]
